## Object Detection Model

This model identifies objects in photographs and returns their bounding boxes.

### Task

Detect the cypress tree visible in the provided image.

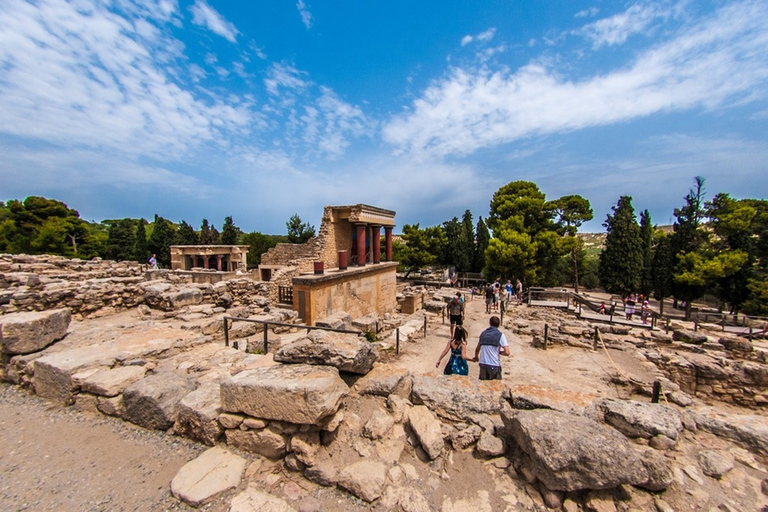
[598,196,643,297]
[639,210,653,297]
[134,219,148,263]
[474,216,489,273]
[148,214,177,268]
[221,216,239,245]
[177,220,199,245]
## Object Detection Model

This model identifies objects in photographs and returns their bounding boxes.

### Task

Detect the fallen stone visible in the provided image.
[598,398,683,440]
[363,408,394,440]
[354,364,411,396]
[692,407,768,455]
[229,487,296,512]
[174,382,223,446]
[719,337,753,353]
[637,448,674,491]
[411,375,507,421]
[698,450,734,479]
[166,287,203,308]
[122,373,197,430]
[315,312,352,331]
[81,366,146,397]
[225,427,287,459]
[336,460,387,503]
[97,395,123,417]
[0,308,71,355]
[506,385,597,416]
[304,460,337,487]
[451,424,482,450]
[220,364,349,424]
[273,330,377,375]
[673,329,708,344]
[408,405,444,460]
[290,431,321,467]
[170,447,246,507]
[501,408,649,491]
[475,430,506,458]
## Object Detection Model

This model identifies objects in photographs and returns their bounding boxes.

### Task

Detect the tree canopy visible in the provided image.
[286,214,315,244]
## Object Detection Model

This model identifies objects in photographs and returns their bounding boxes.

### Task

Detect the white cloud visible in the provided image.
[461,35,473,46]
[461,28,496,46]
[296,0,313,29]
[383,0,768,159]
[264,62,310,96]
[300,87,373,159]
[189,0,239,43]
[577,1,679,48]
[575,7,600,19]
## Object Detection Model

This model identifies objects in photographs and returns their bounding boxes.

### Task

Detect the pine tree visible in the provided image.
[105,219,137,261]
[473,216,489,273]
[286,214,315,244]
[177,220,199,245]
[651,233,674,316]
[148,214,177,268]
[221,216,239,245]
[639,210,653,297]
[200,219,220,245]
[598,196,643,297]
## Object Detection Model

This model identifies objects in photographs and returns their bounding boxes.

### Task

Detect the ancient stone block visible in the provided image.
[0,308,71,355]
[174,382,223,446]
[81,366,146,397]
[273,330,377,375]
[171,447,246,507]
[411,375,506,421]
[122,373,197,430]
[598,398,683,440]
[408,405,444,460]
[225,427,287,459]
[336,460,387,502]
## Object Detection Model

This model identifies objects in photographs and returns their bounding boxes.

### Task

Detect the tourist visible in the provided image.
[641,300,651,324]
[505,280,513,302]
[598,302,606,315]
[436,326,470,376]
[625,294,636,321]
[473,316,510,380]
[516,279,523,305]
[447,292,465,339]
[484,283,494,313]
[148,253,158,270]
[493,278,501,311]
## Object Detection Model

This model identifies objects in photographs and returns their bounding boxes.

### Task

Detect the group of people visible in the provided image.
[597,293,652,324]
[438,291,510,380]
[483,278,523,314]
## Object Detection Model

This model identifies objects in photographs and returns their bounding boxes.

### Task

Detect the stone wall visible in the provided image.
[260,242,319,269]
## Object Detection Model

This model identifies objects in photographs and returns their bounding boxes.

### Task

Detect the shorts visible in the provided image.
[450,314,463,325]
[485,297,493,305]
[479,364,502,380]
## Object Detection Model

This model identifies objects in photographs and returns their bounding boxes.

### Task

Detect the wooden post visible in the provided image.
[233,339,238,350]
[694,319,698,332]
[396,328,400,355]
[263,324,269,354]
[651,381,661,403]
[543,324,548,350]
[749,327,753,342]
[594,326,599,350]
[722,314,726,332]
[424,316,427,337]
[665,318,670,334]
[223,318,229,347]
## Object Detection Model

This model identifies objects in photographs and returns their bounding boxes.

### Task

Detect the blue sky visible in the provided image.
[1,0,767,234]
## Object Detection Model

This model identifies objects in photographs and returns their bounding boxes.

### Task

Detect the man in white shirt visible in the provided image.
[473,316,510,380]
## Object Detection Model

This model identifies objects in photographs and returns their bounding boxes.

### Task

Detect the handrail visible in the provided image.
[222,316,363,354]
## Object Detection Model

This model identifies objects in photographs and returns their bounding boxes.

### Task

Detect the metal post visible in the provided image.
[651,381,661,403]
[543,324,548,350]
[442,307,445,324]
[396,328,400,355]
[233,339,238,350]
[594,326,599,350]
[424,316,427,337]
[263,324,269,354]
[749,327,753,342]
[223,318,229,347]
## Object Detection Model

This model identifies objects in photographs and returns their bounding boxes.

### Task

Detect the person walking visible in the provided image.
[447,292,465,339]
[515,279,523,305]
[148,254,158,270]
[473,316,510,380]
[484,283,494,314]
[435,326,470,376]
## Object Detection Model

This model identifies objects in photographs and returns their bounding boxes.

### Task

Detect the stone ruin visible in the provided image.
[1,254,768,511]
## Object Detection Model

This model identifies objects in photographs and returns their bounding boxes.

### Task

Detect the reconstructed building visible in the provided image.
[260,204,397,325]
[170,245,248,272]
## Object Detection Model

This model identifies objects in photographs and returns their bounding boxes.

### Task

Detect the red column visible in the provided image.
[356,224,367,266]
[384,227,393,262]
[216,255,223,271]
[371,226,381,263]
[203,256,209,269]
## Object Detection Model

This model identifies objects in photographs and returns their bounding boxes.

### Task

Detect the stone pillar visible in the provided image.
[371,225,381,264]
[216,255,223,271]
[203,255,209,269]
[356,224,367,267]
[384,227,393,262]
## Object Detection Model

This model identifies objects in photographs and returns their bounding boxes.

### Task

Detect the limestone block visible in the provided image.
[354,364,410,397]
[408,405,444,460]
[81,366,146,397]
[363,409,394,440]
[97,395,124,417]
[220,364,349,424]
[174,382,223,446]
[33,346,112,403]
[170,447,246,507]
[411,375,507,421]
[598,399,683,440]
[0,308,71,355]
[289,431,321,467]
[501,408,650,492]
[475,430,506,458]
[273,330,377,375]
[229,488,295,512]
[336,460,387,502]
[698,450,734,478]
[225,427,287,459]
[165,287,203,308]
[673,329,708,344]
[122,373,197,430]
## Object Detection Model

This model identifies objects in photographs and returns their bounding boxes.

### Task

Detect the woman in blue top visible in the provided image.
[435,326,470,376]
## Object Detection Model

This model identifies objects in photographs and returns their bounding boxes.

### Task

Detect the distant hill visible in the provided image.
[579,225,673,257]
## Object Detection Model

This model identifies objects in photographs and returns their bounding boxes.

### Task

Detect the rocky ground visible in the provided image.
[1,284,768,511]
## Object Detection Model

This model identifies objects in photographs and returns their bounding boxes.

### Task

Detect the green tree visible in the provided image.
[242,232,287,267]
[598,196,643,296]
[104,219,137,261]
[396,224,446,278]
[221,216,240,245]
[440,217,462,268]
[457,210,475,273]
[134,219,148,262]
[473,216,490,273]
[286,214,315,244]
[176,220,199,245]
[550,195,593,292]
[651,233,675,316]
[148,214,177,268]
[639,210,654,297]
[200,219,220,245]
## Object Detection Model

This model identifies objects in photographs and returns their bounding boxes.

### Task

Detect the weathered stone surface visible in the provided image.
[411,375,507,421]
[81,366,146,397]
[475,430,505,458]
[673,329,708,344]
[451,424,482,450]
[0,308,71,355]
[122,373,197,430]
[290,431,321,467]
[408,405,444,460]
[304,460,337,486]
[273,330,377,375]
[220,364,348,424]
[502,408,649,491]
[165,287,203,308]
[363,408,394,440]
[170,447,246,507]
[218,412,245,430]
[598,399,683,440]
[506,385,597,416]
[637,449,673,491]
[692,407,768,454]
[355,364,410,396]
[174,382,223,446]
[226,427,287,459]
[97,395,123,417]
[698,450,734,478]
[336,460,387,502]
[719,337,753,353]
[229,488,296,512]
[315,312,352,331]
